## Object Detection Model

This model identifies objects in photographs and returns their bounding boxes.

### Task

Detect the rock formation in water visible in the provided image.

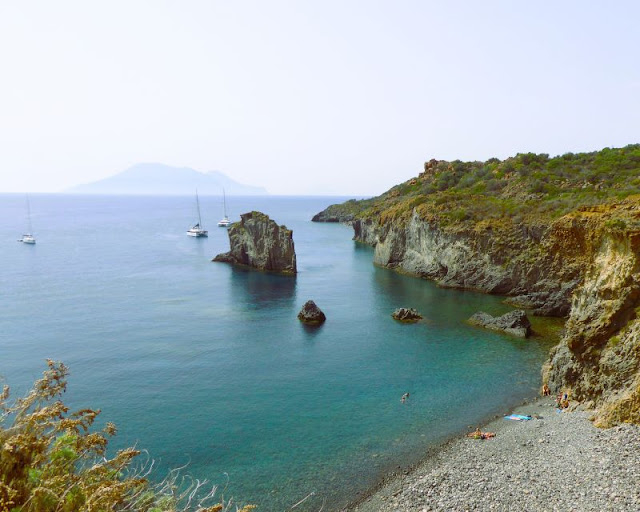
[391,307,423,322]
[297,300,326,324]
[213,211,297,275]
[313,145,640,425]
[469,310,532,338]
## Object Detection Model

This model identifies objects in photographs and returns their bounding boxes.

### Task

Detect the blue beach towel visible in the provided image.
[504,414,532,421]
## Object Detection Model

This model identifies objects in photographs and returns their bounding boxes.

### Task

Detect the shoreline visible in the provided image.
[343,397,640,511]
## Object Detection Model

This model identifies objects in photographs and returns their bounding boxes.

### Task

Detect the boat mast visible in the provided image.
[196,190,203,227]
[26,194,33,234]
[223,188,227,217]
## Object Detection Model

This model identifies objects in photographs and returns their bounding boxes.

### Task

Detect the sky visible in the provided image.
[1,1,639,196]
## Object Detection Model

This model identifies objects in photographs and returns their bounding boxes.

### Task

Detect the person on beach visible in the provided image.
[542,384,551,396]
[466,427,495,440]
[556,391,570,409]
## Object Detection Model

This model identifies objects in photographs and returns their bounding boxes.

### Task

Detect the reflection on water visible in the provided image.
[228,265,297,310]
[299,321,324,339]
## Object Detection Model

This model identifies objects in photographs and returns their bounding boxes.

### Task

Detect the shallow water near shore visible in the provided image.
[1,194,560,510]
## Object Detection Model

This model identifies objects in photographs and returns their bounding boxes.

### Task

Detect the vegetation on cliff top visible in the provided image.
[0,361,254,512]
[331,144,640,228]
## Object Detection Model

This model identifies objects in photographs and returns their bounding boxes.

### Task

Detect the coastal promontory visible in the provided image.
[213,211,297,275]
[314,145,640,426]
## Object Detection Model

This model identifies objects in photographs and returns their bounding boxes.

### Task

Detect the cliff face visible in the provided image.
[353,211,583,316]
[544,210,640,426]
[347,199,640,425]
[213,211,297,275]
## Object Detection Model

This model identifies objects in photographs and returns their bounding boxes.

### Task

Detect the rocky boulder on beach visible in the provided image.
[468,310,532,338]
[213,211,297,275]
[297,300,326,324]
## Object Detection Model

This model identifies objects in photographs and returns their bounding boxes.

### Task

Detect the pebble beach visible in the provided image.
[347,398,640,511]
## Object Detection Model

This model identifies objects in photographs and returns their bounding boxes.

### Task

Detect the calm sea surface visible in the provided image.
[1,194,559,510]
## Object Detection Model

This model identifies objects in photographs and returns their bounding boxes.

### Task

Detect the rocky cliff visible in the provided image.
[213,211,297,275]
[544,204,640,426]
[314,146,640,425]
[352,210,582,316]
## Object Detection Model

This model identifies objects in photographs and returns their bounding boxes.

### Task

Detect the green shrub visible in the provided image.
[345,143,640,225]
[0,361,253,512]
[605,218,627,231]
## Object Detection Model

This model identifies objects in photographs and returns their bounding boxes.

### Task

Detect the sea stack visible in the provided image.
[297,300,326,324]
[213,211,297,275]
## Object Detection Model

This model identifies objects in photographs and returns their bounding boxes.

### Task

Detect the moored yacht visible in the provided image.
[217,188,231,227]
[18,233,36,244]
[187,190,208,237]
[18,195,36,244]
[217,216,231,228]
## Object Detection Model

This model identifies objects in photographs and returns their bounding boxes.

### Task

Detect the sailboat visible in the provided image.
[217,188,231,227]
[18,195,36,244]
[186,190,208,237]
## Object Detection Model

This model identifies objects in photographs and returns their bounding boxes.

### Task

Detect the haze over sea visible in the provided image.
[1,194,559,510]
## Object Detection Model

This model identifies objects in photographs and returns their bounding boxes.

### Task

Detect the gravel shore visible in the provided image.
[347,397,640,511]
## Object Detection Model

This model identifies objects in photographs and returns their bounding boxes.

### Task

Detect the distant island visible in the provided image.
[66,163,268,195]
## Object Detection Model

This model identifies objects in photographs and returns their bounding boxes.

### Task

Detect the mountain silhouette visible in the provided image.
[67,163,267,195]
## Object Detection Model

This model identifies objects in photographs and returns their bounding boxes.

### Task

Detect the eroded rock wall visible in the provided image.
[545,227,640,426]
[353,210,582,316]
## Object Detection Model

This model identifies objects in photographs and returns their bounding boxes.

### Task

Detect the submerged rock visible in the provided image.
[213,211,297,275]
[297,300,326,324]
[392,307,423,322]
[468,310,532,338]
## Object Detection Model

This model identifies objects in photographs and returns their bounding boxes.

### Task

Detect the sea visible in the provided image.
[0,194,561,511]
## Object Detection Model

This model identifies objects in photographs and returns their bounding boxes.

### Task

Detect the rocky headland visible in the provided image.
[311,199,365,223]
[314,145,640,426]
[213,211,297,275]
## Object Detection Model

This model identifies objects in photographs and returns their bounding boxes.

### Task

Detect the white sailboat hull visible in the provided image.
[19,234,36,244]
[187,228,208,237]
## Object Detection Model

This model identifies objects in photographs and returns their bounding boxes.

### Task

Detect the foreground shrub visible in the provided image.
[0,361,254,512]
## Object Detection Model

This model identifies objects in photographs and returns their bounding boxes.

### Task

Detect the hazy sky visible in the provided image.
[1,1,639,196]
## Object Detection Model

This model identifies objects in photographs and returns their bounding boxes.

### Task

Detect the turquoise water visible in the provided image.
[0,194,557,510]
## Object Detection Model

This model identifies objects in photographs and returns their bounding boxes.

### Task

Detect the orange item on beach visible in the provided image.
[466,430,496,440]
